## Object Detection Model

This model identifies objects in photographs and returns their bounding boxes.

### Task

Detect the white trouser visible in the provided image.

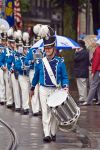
[18,75,29,110]
[29,69,40,113]
[0,68,6,102]
[11,73,21,109]
[77,78,88,102]
[39,86,58,137]
[4,70,13,105]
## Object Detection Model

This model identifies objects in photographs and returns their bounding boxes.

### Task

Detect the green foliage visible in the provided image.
[20,0,30,13]
[50,0,64,8]
[61,50,75,79]
[63,4,76,39]
[62,4,76,79]
[78,0,87,10]
[79,0,87,5]
[51,0,86,8]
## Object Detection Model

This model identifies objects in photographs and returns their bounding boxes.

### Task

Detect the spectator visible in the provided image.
[73,40,90,104]
[82,38,100,105]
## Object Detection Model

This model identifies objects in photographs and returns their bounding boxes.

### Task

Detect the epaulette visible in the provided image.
[20,54,23,58]
[0,45,5,52]
[32,49,36,53]
[0,45,4,49]
[35,58,42,64]
[55,56,64,62]
[60,57,64,62]
[15,52,21,57]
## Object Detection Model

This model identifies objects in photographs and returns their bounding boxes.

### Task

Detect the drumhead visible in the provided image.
[47,89,68,107]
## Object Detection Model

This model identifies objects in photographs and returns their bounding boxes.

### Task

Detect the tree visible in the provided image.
[91,0,100,34]
[20,0,30,13]
[51,0,86,39]
[50,0,87,80]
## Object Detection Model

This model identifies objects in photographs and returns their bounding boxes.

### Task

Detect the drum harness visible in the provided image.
[42,56,60,88]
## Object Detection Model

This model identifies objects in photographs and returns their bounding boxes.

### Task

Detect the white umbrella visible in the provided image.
[0,18,10,32]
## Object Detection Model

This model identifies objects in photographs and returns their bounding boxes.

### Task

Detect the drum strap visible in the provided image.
[42,57,60,87]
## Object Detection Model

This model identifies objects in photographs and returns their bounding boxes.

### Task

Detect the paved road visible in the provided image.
[0,103,100,150]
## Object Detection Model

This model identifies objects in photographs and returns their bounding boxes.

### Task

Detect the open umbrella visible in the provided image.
[0,18,10,32]
[31,35,80,50]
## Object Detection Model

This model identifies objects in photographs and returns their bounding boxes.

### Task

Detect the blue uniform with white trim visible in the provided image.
[13,53,30,76]
[0,45,5,68]
[25,48,36,70]
[3,47,14,71]
[31,56,69,88]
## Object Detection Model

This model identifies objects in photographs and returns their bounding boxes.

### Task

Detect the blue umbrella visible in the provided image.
[31,35,80,50]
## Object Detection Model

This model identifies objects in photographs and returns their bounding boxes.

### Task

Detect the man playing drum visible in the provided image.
[30,25,69,143]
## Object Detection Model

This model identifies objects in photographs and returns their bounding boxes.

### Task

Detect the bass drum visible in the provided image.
[47,89,80,132]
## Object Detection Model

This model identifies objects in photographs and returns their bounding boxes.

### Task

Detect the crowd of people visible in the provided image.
[0,24,69,142]
[0,25,42,116]
[0,22,100,143]
[74,32,100,106]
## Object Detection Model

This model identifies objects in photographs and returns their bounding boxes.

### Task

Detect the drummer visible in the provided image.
[30,25,69,143]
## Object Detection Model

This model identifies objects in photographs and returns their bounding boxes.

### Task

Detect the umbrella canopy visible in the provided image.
[0,18,10,32]
[31,35,80,50]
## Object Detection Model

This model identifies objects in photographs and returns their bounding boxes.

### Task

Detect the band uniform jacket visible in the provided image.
[31,56,69,89]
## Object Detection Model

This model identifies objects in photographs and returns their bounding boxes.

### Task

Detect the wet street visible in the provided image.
[0,100,100,150]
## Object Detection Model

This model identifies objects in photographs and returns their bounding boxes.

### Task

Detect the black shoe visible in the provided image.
[0,102,6,105]
[51,135,56,142]
[95,102,100,105]
[43,136,51,143]
[7,104,13,109]
[12,102,15,108]
[78,101,85,104]
[15,108,21,113]
[22,109,29,115]
[33,112,40,116]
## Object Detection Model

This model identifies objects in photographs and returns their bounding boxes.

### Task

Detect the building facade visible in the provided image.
[22,0,63,34]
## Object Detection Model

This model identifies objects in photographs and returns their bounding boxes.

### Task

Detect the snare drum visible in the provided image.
[47,89,80,132]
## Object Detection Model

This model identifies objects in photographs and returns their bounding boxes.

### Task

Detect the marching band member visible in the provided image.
[25,25,42,116]
[14,32,30,115]
[1,27,15,108]
[0,25,7,105]
[10,30,22,112]
[30,25,69,142]
[25,48,41,116]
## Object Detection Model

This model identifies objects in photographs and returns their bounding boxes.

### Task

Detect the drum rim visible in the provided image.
[47,89,68,107]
